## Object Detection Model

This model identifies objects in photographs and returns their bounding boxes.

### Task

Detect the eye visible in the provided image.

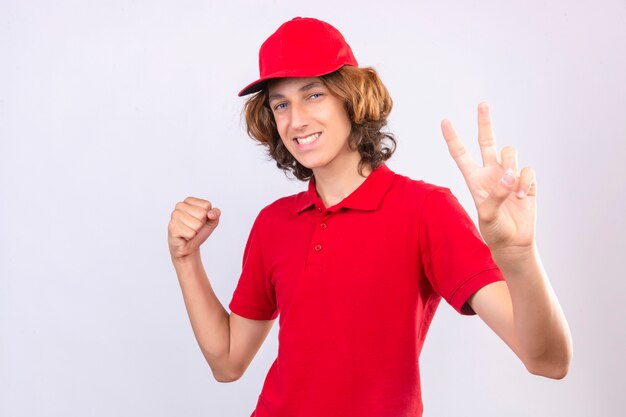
[273,102,287,111]
[308,92,323,100]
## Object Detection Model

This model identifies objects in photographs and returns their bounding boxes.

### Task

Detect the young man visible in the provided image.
[168,17,572,417]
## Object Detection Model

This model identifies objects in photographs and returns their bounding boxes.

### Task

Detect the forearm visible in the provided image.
[172,252,234,381]
[492,245,573,377]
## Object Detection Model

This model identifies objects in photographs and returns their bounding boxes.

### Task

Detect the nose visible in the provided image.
[289,101,309,131]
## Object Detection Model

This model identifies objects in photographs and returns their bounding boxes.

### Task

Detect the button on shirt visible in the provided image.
[229,164,504,417]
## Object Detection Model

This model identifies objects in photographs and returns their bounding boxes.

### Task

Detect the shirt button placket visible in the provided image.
[308,209,329,266]
[315,213,330,252]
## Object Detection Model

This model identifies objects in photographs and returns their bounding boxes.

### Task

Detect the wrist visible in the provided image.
[171,251,202,269]
[491,243,540,274]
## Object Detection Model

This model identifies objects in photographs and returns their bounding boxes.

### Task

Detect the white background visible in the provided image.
[1,1,625,416]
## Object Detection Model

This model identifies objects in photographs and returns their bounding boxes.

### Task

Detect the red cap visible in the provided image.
[238,17,358,96]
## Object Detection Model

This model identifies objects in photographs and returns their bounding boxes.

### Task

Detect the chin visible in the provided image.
[292,156,326,170]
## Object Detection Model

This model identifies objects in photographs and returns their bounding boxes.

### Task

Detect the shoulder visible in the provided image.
[254,189,309,225]
[386,170,454,207]
[393,174,478,237]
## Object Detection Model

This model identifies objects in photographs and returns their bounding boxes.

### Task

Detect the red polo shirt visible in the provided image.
[228,164,504,417]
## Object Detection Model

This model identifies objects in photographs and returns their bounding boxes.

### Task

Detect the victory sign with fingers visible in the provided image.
[441,102,537,252]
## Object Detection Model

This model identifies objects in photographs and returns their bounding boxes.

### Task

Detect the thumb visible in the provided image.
[207,207,221,221]
[203,207,221,233]
[479,168,516,223]
[191,208,221,244]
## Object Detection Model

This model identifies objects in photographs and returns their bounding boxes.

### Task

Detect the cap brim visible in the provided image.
[238,79,268,97]
[237,63,357,97]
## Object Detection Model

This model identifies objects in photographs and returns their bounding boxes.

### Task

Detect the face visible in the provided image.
[267,77,356,174]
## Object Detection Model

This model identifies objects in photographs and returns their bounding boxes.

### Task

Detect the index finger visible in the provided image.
[441,118,477,180]
[183,196,212,210]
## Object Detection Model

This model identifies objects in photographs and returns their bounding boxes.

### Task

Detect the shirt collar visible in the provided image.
[295,164,395,214]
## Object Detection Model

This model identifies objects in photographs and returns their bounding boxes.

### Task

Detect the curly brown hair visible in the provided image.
[243,66,396,181]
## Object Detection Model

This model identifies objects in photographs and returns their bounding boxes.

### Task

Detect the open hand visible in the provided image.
[441,102,537,252]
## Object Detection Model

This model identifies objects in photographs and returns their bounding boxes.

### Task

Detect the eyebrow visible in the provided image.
[268,82,323,102]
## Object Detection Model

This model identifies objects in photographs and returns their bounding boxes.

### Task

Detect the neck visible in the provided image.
[312,154,373,208]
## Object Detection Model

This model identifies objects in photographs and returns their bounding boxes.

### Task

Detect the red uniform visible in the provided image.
[229,164,504,417]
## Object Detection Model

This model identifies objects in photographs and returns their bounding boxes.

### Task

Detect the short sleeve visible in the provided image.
[228,211,279,320]
[419,188,504,315]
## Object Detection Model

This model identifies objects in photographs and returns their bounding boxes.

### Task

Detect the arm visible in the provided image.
[467,250,572,378]
[169,198,275,383]
[441,103,573,379]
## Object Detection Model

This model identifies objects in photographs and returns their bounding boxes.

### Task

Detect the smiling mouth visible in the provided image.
[294,132,321,145]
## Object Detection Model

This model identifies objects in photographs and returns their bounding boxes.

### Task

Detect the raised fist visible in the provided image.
[168,197,221,261]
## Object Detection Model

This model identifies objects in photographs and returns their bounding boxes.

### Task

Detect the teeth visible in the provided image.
[296,133,320,145]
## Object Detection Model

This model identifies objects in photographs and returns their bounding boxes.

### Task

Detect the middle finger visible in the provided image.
[477,102,499,166]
